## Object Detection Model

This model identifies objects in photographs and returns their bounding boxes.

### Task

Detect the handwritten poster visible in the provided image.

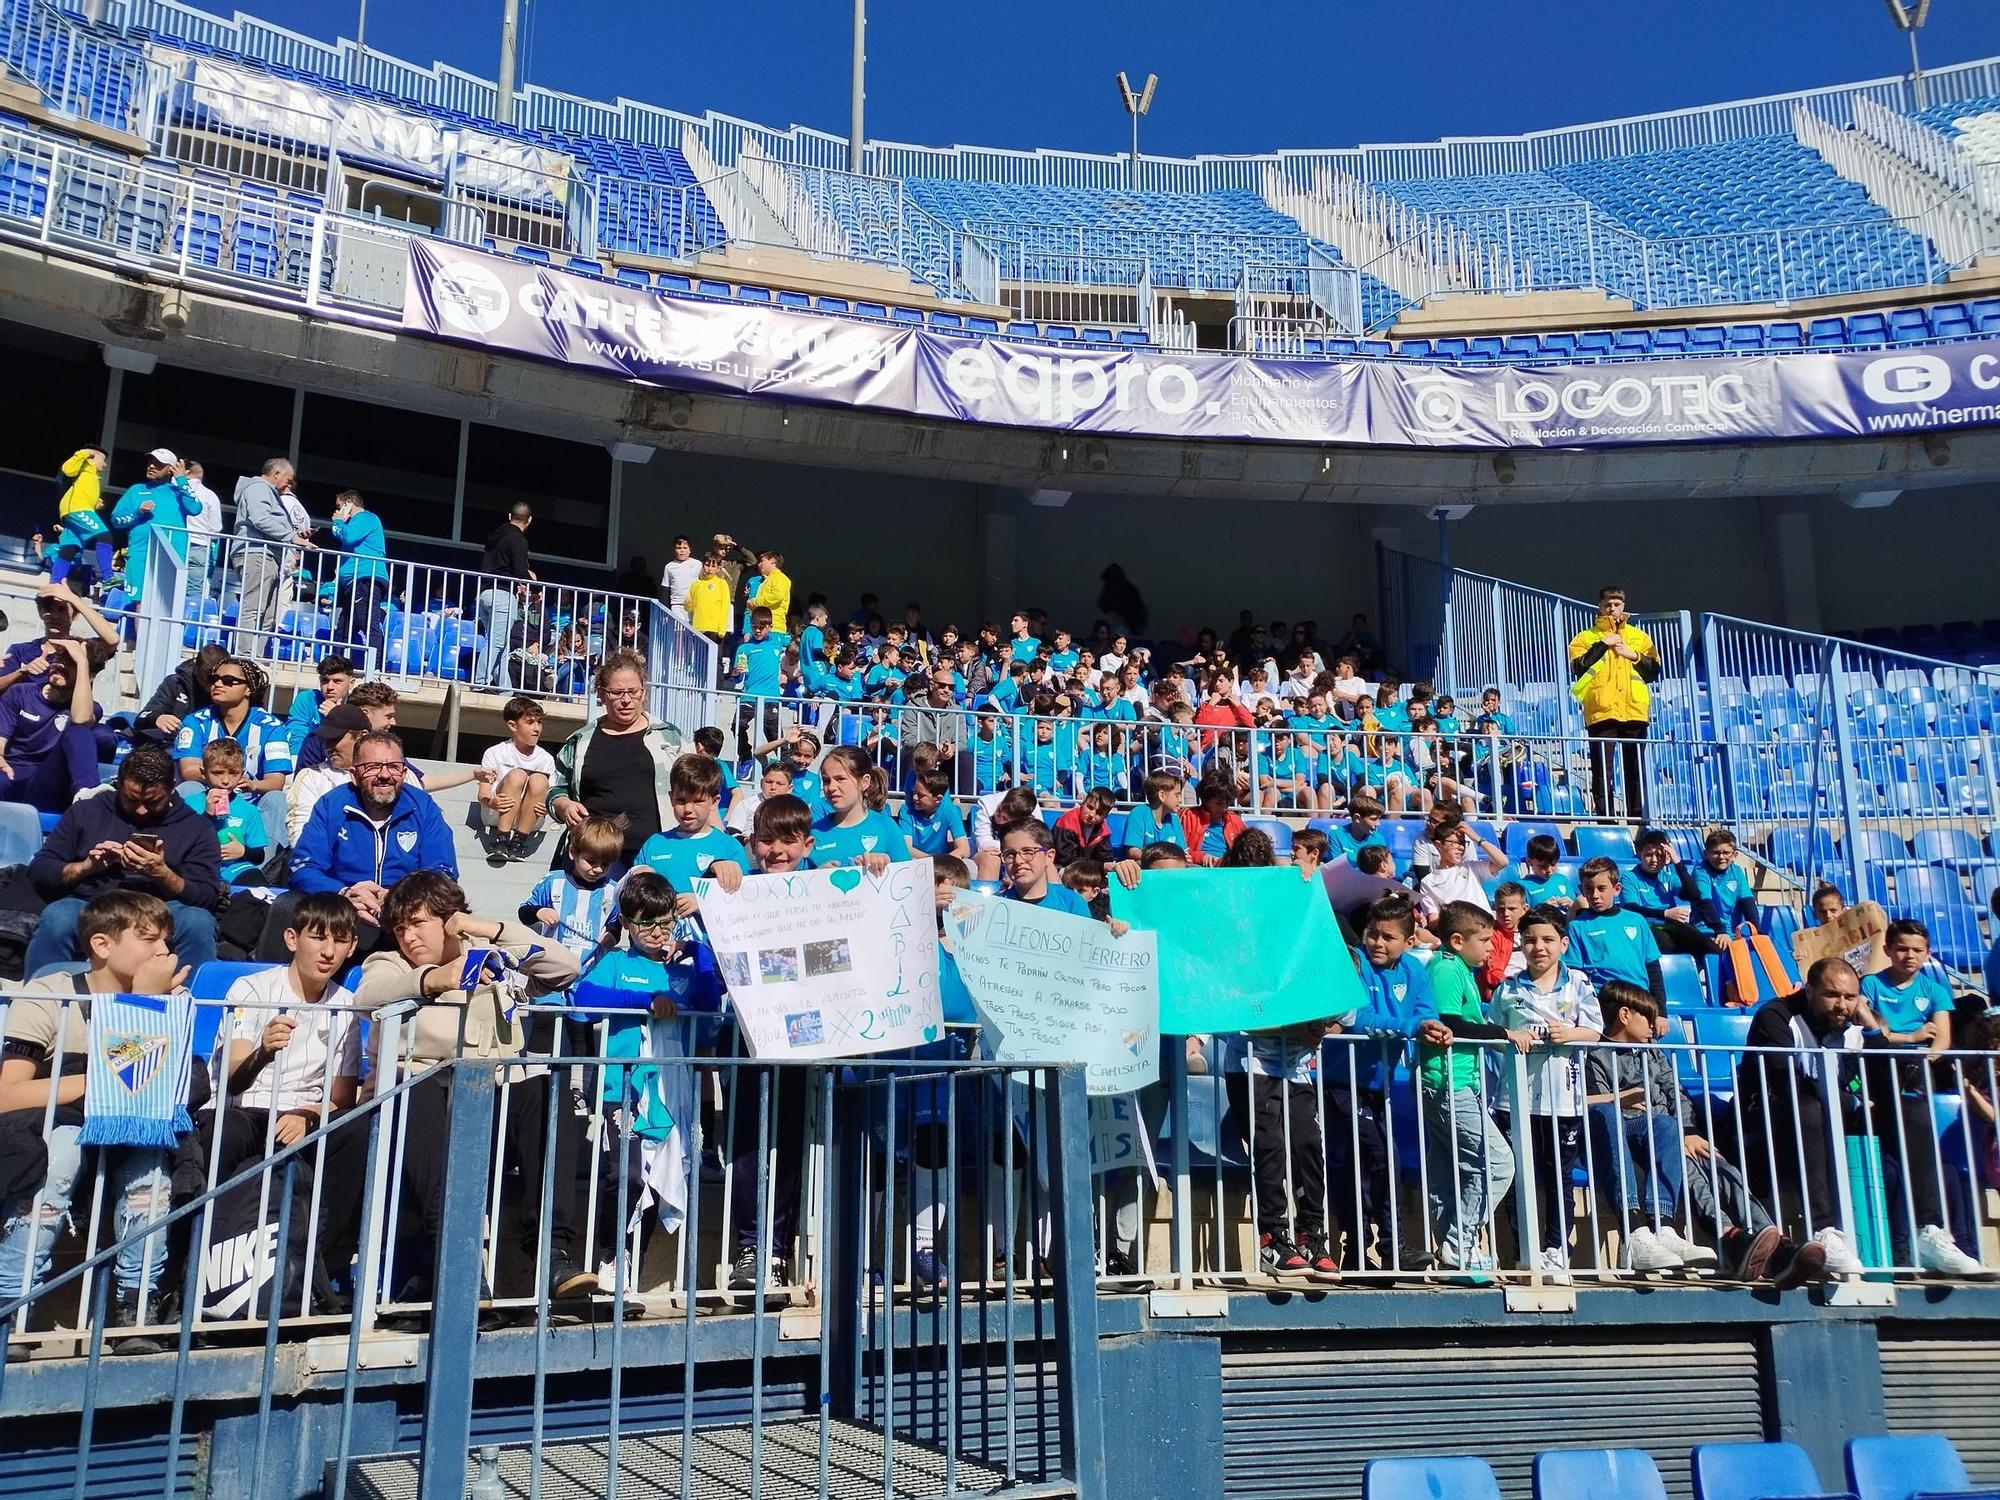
[694,859,941,1060]
[944,890,1159,1096]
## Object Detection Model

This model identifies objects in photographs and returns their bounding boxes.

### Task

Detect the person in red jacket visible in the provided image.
[1052,787,1116,867]
[1192,674,1254,750]
[1187,770,1246,867]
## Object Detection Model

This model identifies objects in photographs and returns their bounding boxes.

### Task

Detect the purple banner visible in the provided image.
[405,241,2000,449]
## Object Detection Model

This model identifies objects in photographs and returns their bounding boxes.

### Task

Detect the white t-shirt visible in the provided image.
[220,967,362,1111]
[1417,857,1501,919]
[1331,676,1372,705]
[726,787,763,834]
[286,761,347,846]
[481,741,557,779]
[662,557,701,611]
[971,790,1012,854]
[187,480,224,540]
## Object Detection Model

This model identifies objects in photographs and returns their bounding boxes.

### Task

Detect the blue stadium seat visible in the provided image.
[1242,817,1293,855]
[1845,1436,1970,1500]
[1692,1442,1842,1500]
[1533,1449,1668,1500]
[1914,903,1985,971]
[1571,826,1635,863]
[0,802,39,867]
[1912,828,1981,867]
[1659,954,1706,1012]
[1366,1458,1502,1500]
[1504,821,1564,859]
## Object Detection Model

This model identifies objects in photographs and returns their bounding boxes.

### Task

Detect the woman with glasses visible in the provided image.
[171,656,292,793]
[547,650,689,873]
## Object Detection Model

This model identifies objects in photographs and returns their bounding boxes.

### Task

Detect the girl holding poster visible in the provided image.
[809,747,912,872]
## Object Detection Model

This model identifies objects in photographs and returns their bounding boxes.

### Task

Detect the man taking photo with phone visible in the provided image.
[24,745,223,975]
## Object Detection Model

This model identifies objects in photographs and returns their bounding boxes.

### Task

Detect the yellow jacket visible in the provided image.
[58,449,101,519]
[753,567,792,630]
[1566,618,1659,726]
[687,574,732,636]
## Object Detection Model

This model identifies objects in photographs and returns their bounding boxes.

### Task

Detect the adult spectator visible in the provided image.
[548,650,687,870]
[1566,585,1660,821]
[133,643,231,749]
[111,449,203,606]
[660,535,700,620]
[475,501,536,691]
[1332,613,1383,676]
[328,490,389,668]
[182,458,224,596]
[0,582,118,694]
[24,746,222,975]
[287,702,368,846]
[173,656,293,793]
[232,458,312,658]
[1096,564,1147,635]
[0,639,98,812]
[268,728,457,958]
[899,668,975,788]
[1736,958,1984,1278]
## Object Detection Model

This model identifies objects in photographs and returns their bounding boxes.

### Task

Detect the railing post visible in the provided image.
[1824,642,1869,902]
[418,1063,496,1500]
[1044,1064,1105,1498]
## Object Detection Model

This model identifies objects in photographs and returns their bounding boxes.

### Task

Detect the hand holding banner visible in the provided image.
[1108,866,1362,1035]
[693,859,941,1060]
[944,890,1159,1095]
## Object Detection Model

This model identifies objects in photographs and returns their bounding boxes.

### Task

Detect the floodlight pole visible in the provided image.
[850,0,866,172]
[1884,0,1932,110]
[1116,72,1156,192]
[351,0,366,84]
[496,0,521,124]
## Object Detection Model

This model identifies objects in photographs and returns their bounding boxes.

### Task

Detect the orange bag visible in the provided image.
[1722,924,1800,1008]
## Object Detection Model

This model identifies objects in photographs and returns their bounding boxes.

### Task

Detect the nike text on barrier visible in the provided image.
[403,241,2000,449]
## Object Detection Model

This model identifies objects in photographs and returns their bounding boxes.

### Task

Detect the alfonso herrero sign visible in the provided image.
[694,859,942,1060]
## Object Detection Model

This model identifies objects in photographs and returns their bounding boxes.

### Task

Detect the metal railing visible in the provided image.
[0,986,1101,1499]
[592,171,728,263]
[963,218,1319,296]
[0,0,146,132]
[135,523,718,728]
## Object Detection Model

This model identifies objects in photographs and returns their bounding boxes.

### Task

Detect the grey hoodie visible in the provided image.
[232,473,294,544]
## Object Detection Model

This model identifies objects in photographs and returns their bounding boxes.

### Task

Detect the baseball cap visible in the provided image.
[147,447,179,466]
[316,704,370,745]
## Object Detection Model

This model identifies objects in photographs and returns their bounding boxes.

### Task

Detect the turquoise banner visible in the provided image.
[1108,867,1362,1034]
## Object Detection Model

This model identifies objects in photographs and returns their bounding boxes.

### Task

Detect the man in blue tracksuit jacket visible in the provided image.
[255,731,458,959]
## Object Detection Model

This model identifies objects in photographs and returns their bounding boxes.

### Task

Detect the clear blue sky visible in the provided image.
[256,0,1994,158]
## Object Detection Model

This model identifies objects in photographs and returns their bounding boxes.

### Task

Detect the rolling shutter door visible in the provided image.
[1880,1339,2000,1485]
[1221,1339,1764,1500]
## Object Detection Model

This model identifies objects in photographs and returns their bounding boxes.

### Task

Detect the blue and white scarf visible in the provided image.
[79,991,195,1149]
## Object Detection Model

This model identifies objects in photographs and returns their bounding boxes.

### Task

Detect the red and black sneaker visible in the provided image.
[1298,1235,1344,1285]
[1258,1234,1313,1280]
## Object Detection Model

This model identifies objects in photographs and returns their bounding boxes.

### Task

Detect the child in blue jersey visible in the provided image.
[1328,896,1439,1271]
[1370,683,1411,737]
[733,605,787,757]
[182,738,268,883]
[1362,733,1416,815]
[1861,919,1956,1052]
[1683,829,1759,950]
[1006,612,1040,664]
[1514,834,1577,908]
[898,767,969,859]
[1626,829,1711,956]
[1026,708,1075,801]
[522,814,625,963]
[997,818,1092,917]
[1490,906,1604,1282]
[968,711,1012,796]
[1567,857,1666,1006]
[1119,770,1190,858]
[865,644,908,703]
[1079,723,1128,799]
[810,745,911,872]
[1047,630,1079,675]
[1253,726,1314,811]
[797,603,833,697]
[1332,796,1388,860]
[632,754,750,900]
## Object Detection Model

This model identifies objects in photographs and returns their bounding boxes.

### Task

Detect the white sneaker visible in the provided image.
[1916,1225,1996,1278]
[1813,1227,1865,1277]
[1435,1233,1464,1271]
[1656,1226,1719,1269]
[1537,1247,1573,1285]
[1622,1227,1684,1273]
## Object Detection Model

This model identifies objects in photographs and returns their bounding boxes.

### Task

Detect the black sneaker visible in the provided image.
[1298,1236,1344,1285]
[546,1252,599,1301]
[1102,1248,1139,1279]
[728,1245,790,1292]
[107,1290,168,1356]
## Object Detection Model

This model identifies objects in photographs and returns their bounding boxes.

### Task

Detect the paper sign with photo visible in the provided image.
[694,859,942,1060]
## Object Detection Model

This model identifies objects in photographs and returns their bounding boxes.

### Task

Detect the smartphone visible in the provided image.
[130,833,163,854]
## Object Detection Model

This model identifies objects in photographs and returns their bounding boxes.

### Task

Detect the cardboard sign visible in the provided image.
[694,860,942,1060]
[1791,899,1890,977]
